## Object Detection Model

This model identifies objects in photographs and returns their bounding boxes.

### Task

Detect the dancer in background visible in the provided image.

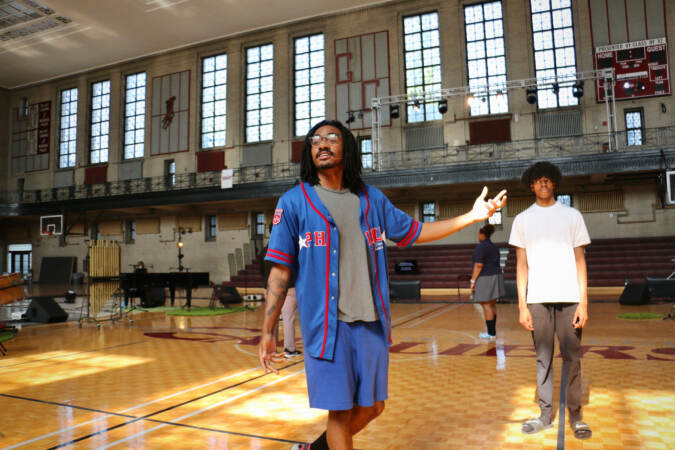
[471,223,504,340]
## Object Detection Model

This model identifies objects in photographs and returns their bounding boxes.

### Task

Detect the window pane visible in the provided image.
[89,81,110,164]
[294,33,324,136]
[465,2,508,116]
[360,138,373,169]
[246,44,273,142]
[403,11,442,123]
[59,88,78,168]
[531,0,577,108]
[124,73,146,158]
[201,54,227,149]
[625,110,643,146]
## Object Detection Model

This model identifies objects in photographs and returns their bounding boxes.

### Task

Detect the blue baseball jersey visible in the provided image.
[265,182,422,360]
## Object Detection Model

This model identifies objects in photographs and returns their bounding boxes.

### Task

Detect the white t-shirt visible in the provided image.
[509,201,591,303]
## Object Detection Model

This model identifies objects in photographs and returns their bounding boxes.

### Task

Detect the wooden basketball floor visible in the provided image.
[1,300,673,449]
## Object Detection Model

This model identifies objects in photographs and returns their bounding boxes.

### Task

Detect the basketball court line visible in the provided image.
[404,304,460,328]
[390,304,443,326]
[97,368,306,449]
[61,306,446,446]
[44,359,304,448]
[7,305,473,448]
[392,304,449,327]
[2,366,260,449]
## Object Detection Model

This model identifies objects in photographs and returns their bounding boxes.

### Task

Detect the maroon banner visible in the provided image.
[37,101,51,154]
[197,150,225,172]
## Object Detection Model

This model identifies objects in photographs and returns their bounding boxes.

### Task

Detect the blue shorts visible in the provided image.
[304,320,389,411]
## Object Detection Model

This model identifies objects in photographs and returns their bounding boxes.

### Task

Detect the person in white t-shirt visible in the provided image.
[509,161,592,440]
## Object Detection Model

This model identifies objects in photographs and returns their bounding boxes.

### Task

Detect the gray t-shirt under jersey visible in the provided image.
[315,185,377,322]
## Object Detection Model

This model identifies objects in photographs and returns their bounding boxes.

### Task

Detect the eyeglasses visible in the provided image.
[310,132,340,146]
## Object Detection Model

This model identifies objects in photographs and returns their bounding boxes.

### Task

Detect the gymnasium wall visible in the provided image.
[1,0,674,191]
[1,0,674,281]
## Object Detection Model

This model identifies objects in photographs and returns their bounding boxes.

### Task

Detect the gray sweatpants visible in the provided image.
[529,302,583,425]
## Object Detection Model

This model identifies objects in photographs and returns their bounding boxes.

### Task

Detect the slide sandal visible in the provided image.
[522,418,553,434]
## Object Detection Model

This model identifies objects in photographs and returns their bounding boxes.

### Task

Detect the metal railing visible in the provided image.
[2,126,673,205]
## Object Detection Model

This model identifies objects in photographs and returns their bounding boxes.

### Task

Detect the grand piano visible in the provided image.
[120,271,210,308]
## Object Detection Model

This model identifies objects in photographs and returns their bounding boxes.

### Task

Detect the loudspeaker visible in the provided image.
[214,285,243,306]
[646,277,675,300]
[502,280,517,300]
[24,297,68,323]
[619,282,650,305]
[389,280,420,301]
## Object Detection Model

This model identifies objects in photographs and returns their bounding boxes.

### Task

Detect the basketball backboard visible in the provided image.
[40,215,64,236]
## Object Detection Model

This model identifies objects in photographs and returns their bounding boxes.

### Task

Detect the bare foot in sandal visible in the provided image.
[572,421,592,439]
[522,418,553,434]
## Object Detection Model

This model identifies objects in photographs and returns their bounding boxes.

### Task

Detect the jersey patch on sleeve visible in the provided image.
[273,208,283,225]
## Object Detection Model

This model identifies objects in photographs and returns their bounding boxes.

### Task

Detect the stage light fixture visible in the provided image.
[177,241,184,248]
[526,87,537,104]
[357,111,364,119]
[413,100,421,110]
[438,99,448,114]
[466,94,475,106]
[637,82,646,92]
[572,81,584,98]
[551,83,560,94]
[346,111,355,124]
[390,104,400,119]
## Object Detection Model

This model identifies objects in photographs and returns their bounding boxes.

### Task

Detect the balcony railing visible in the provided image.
[2,126,673,205]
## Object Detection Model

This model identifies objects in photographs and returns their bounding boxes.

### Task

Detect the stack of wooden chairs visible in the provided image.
[0,273,24,305]
[0,273,23,355]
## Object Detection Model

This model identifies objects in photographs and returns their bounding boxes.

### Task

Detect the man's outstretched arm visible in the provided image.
[416,187,507,243]
[258,263,292,374]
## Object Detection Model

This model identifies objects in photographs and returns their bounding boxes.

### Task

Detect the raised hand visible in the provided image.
[470,187,507,221]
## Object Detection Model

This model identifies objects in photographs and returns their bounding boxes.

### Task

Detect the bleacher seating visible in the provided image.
[231,236,675,289]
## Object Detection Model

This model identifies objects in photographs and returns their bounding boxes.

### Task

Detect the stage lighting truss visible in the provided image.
[369,68,645,162]
[345,109,367,124]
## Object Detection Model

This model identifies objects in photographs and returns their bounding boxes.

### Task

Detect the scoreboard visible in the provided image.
[595,37,670,102]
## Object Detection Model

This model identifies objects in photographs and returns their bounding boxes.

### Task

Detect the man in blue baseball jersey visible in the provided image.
[259,119,507,450]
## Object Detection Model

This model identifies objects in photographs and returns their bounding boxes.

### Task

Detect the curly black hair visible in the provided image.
[479,224,495,239]
[300,120,363,194]
[521,161,562,192]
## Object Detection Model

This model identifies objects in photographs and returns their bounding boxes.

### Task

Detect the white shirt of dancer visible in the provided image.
[509,201,591,303]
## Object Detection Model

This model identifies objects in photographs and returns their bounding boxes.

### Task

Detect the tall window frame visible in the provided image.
[124,72,146,159]
[359,136,373,170]
[90,80,110,164]
[254,212,265,236]
[464,1,508,116]
[421,202,436,223]
[625,109,644,146]
[294,33,325,137]
[201,53,227,149]
[58,87,78,168]
[245,43,274,143]
[402,11,442,123]
[530,0,578,109]
[205,215,217,241]
[125,220,136,244]
[556,193,572,206]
